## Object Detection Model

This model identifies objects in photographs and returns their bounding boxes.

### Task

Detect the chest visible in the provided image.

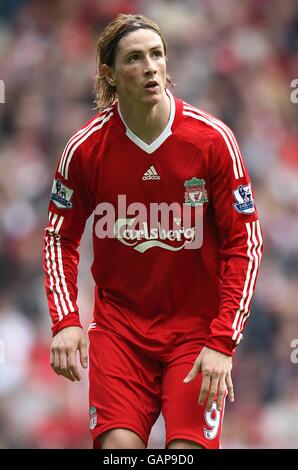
[95,136,210,207]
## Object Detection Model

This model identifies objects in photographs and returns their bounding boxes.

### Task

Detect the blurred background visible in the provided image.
[0,0,298,449]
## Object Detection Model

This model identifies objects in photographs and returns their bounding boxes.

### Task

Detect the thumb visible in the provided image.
[79,339,88,369]
[183,359,201,384]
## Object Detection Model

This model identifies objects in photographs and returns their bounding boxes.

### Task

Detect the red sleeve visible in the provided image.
[204,126,263,356]
[43,142,94,336]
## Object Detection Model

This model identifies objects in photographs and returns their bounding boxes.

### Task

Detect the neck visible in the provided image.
[118,91,171,144]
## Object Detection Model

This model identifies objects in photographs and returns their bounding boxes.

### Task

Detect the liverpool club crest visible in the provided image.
[89,406,97,430]
[184,177,208,207]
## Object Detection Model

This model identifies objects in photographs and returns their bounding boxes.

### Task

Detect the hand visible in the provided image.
[50,326,88,382]
[183,346,234,412]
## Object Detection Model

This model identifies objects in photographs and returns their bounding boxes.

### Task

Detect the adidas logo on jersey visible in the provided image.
[142,165,160,180]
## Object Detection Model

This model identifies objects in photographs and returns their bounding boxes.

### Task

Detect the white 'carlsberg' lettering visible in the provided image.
[94,195,203,251]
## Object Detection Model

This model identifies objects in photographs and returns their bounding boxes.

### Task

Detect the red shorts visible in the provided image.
[88,326,226,449]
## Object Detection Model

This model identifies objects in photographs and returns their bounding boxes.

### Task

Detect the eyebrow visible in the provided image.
[123,45,163,57]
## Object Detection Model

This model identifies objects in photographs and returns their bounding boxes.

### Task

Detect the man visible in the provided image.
[43,14,263,449]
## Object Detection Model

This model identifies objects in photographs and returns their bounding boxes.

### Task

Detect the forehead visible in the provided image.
[117,28,164,56]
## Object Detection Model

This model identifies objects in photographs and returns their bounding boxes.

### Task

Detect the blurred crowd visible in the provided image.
[0,0,297,449]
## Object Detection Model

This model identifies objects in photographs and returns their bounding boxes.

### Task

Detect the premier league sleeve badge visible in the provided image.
[50,179,74,209]
[233,184,255,214]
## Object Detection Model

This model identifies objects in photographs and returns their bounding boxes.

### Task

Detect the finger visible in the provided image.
[79,340,88,369]
[57,352,76,381]
[67,351,81,381]
[205,375,219,412]
[61,368,76,382]
[226,373,234,402]
[50,349,54,369]
[50,350,59,375]
[183,359,201,383]
[50,349,61,375]
[198,372,211,406]
[216,375,226,411]
[50,348,75,381]
[60,351,76,381]
[60,351,68,372]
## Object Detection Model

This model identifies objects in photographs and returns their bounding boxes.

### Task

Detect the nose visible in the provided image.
[143,55,156,75]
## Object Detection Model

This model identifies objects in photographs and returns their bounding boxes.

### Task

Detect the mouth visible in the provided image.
[144,80,159,91]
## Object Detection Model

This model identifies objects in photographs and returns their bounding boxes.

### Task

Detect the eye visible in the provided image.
[153,50,163,58]
[128,54,141,63]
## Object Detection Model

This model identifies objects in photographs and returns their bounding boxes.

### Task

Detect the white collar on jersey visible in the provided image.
[117,89,175,154]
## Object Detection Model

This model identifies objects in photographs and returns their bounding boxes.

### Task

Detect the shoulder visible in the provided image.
[58,106,115,180]
[71,105,114,150]
[180,100,236,149]
[178,99,244,178]
[181,100,245,178]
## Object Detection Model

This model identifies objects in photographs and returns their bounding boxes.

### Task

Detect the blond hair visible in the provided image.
[95,14,173,110]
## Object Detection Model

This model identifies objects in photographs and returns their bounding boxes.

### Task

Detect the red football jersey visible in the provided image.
[43,91,263,356]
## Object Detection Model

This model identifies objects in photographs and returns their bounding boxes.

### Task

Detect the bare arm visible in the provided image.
[50,326,88,382]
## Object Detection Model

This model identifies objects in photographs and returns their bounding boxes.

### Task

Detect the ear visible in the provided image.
[101,64,116,87]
